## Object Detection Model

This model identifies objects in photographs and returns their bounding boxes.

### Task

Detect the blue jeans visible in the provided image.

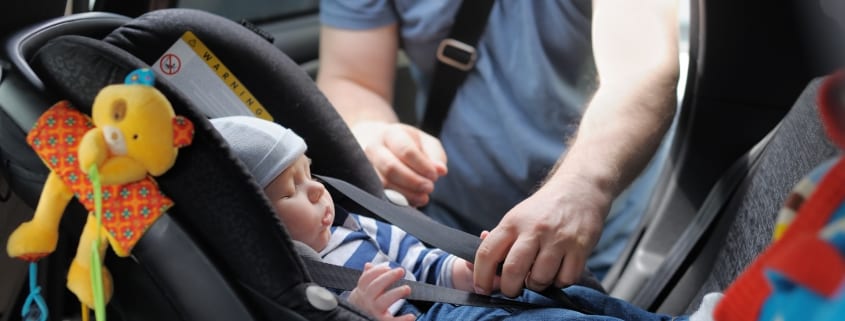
[400,286,684,321]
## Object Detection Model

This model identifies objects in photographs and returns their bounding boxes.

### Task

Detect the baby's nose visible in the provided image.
[307,181,324,202]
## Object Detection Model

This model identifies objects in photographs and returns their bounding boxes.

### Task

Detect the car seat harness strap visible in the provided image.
[317,175,596,314]
[302,257,548,311]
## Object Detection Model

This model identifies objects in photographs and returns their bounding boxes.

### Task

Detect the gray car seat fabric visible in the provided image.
[679,77,839,313]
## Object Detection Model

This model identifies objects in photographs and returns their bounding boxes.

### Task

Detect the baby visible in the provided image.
[211,116,709,321]
[211,116,479,319]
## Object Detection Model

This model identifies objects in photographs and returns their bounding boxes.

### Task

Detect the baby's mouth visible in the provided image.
[322,204,334,226]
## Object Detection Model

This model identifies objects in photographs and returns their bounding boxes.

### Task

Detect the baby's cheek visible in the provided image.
[287,226,309,244]
[272,207,297,233]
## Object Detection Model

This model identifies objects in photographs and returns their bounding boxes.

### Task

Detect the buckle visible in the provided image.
[436,38,477,71]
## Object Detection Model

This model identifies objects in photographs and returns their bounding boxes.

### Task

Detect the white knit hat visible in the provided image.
[211,116,307,188]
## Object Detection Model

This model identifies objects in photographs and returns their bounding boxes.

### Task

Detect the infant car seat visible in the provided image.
[0,8,383,321]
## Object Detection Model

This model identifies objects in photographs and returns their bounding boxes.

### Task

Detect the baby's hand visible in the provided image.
[348,263,415,321]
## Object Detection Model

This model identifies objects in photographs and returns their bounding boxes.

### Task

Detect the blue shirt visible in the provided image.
[321,0,595,233]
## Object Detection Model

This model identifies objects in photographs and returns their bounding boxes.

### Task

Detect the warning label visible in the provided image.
[159,53,181,75]
[154,31,273,121]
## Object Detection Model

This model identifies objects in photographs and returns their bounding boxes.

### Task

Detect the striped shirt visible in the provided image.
[318,210,458,315]
[319,212,457,288]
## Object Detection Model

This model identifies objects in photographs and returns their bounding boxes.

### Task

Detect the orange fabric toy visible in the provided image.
[6,68,194,308]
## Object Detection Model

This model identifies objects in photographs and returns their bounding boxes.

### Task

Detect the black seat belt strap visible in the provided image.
[419,0,495,136]
[291,239,553,310]
[302,258,550,310]
[317,175,596,314]
[320,175,482,261]
[630,123,781,310]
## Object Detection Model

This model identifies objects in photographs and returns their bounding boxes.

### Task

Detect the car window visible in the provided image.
[175,0,318,22]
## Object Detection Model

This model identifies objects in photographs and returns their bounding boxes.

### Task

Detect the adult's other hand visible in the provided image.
[352,121,447,207]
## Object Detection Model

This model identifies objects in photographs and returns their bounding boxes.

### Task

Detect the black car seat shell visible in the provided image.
[1,9,384,321]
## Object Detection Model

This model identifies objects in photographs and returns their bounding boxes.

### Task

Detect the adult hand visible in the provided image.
[347,263,416,321]
[352,121,448,207]
[473,182,609,297]
[452,231,500,293]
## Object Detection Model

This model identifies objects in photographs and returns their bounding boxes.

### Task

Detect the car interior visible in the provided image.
[0,0,843,320]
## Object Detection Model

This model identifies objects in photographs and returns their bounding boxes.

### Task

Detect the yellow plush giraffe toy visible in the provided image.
[6,68,194,309]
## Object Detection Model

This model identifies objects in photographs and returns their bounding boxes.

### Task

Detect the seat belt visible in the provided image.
[419,0,495,136]
[317,175,597,314]
[303,259,557,310]
[293,241,552,311]
[629,123,782,310]
[321,175,481,260]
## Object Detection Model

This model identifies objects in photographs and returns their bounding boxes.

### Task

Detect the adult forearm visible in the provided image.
[316,24,400,127]
[545,77,677,205]
[546,0,680,203]
[316,23,448,204]
[317,76,399,126]
[473,0,680,296]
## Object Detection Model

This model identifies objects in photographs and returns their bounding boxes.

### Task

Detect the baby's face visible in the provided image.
[264,155,334,252]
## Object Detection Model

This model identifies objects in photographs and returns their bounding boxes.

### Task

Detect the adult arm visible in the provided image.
[317,25,447,206]
[474,0,680,297]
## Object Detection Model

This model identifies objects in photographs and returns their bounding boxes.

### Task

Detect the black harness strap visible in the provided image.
[302,258,547,311]
[321,175,480,261]
[292,239,562,311]
[317,175,596,314]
